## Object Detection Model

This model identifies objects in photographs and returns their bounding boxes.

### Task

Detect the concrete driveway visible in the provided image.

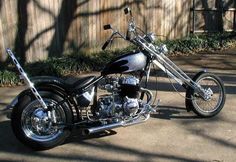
[0,49,236,162]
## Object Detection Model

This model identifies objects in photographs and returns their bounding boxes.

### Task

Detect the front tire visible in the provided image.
[185,72,226,117]
[11,90,73,150]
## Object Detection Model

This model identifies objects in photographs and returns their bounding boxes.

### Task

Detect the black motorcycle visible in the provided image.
[6,7,226,150]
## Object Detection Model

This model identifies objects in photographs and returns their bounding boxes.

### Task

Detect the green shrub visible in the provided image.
[0,70,20,86]
[160,33,236,55]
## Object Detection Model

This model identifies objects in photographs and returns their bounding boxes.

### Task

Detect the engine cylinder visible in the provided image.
[119,77,140,98]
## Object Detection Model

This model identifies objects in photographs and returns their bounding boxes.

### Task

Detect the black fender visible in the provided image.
[31,76,71,93]
[190,70,207,83]
[32,76,83,121]
[31,76,76,108]
[7,76,68,110]
[185,70,206,112]
[31,75,95,94]
[31,75,97,107]
[12,76,77,121]
[11,76,96,121]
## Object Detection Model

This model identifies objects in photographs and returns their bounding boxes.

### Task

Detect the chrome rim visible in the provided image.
[192,76,223,113]
[21,99,66,142]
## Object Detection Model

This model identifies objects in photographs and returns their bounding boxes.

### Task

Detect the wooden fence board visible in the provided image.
[3,0,234,63]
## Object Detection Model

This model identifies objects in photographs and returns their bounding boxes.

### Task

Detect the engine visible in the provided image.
[96,76,142,119]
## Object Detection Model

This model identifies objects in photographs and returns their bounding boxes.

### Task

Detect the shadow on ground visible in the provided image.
[0,52,235,161]
[151,106,199,120]
[147,70,236,94]
[0,120,201,162]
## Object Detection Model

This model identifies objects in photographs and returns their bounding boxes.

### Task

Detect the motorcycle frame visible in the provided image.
[5,6,208,111]
[100,20,207,98]
[6,41,206,112]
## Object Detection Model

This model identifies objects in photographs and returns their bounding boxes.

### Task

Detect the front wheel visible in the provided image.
[185,72,226,117]
[11,90,73,150]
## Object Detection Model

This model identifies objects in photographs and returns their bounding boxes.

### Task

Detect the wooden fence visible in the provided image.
[0,0,234,63]
[192,0,236,33]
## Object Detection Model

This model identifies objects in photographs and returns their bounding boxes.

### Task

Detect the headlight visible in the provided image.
[159,44,168,54]
[144,33,156,43]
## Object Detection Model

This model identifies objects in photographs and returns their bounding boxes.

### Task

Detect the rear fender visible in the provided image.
[31,76,69,92]
[8,76,78,121]
[31,76,75,106]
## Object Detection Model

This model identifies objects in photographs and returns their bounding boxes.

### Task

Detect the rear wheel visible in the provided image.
[185,72,226,117]
[11,91,73,150]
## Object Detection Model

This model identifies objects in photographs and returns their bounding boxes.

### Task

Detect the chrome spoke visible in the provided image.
[193,76,223,113]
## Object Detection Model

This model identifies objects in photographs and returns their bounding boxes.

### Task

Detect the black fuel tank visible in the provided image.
[101,51,147,75]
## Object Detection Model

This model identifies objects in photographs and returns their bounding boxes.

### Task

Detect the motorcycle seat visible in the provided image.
[67,76,96,90]
[31,75,96,92]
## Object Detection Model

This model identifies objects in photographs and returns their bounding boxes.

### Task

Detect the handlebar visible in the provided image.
[102,23,128,50]
[126,30,131,40]
[102,7,168,58]
[101,7,140,50]
[102,40,110,50]
[102,7,136,50]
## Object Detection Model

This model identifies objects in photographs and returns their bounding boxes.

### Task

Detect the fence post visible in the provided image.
[191,0,195,33]
[219,0,224,33]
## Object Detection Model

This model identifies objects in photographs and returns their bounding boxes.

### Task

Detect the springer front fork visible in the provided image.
[135,36,208,100]
[6,49,48,110]
[152,54,208,99]
[145,54,208,100]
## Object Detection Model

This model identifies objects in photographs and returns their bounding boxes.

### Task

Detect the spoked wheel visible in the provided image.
[11,91,73,150]
[186,72,226,117]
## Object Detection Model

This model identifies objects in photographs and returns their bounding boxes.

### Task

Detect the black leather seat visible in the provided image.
[69,76,96,90]
[31,75,96,92]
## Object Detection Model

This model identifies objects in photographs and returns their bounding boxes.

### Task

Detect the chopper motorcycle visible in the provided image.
[5,7,226,150]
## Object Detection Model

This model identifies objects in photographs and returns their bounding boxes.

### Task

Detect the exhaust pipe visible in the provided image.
[84,88,153,135]
[84,121,125,135]
[84,114,150,135]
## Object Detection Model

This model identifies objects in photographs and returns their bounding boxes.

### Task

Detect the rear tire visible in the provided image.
[185,72,226,117]
[11,90,73,150]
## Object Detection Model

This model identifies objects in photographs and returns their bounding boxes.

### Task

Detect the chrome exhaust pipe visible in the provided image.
[84,114,150,135]
[84,88,152,135]
[84,121,125,135]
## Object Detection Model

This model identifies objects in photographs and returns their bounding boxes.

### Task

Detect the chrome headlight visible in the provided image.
[159,44,168,54]
[144,33,156,43]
